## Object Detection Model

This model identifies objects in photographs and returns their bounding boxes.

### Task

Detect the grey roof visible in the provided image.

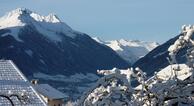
[0,60,46,106]
[34,84,68,100]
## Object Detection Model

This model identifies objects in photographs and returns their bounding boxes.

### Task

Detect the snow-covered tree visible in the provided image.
[78,68,136,106]
[78,67,150,106]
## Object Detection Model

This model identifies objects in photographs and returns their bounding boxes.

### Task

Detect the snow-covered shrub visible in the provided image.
[78,67,148,106]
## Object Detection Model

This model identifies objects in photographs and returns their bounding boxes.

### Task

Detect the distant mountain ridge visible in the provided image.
[93,37,159,64]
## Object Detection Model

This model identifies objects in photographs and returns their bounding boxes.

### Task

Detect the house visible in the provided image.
[33,83,68,106]
[0,60,46,106]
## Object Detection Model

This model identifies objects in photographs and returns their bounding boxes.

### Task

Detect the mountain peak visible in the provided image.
[0,8,63,28]
[0,8,76,41]
[46,14,60,23]
[7,8,32,16]
[0,8,28,29]
[4,8,61,23]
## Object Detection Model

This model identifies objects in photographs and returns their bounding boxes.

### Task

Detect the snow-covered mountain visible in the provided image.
[0,8,129,98]
[93,37,159,64]
[0,8,78,41]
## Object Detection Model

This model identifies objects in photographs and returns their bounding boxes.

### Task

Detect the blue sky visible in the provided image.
[0,0,194,43]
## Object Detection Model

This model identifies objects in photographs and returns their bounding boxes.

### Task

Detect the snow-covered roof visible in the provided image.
[0,60,46,106]
[34,84,68,100]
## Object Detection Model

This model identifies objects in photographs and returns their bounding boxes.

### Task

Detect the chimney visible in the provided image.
[31,79,39,85]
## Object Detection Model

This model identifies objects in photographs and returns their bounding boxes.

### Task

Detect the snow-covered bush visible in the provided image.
[78,67,148,106]
[78,68,131,106]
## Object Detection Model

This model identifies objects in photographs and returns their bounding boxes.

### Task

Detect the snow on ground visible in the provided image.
[157,64,192,81]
